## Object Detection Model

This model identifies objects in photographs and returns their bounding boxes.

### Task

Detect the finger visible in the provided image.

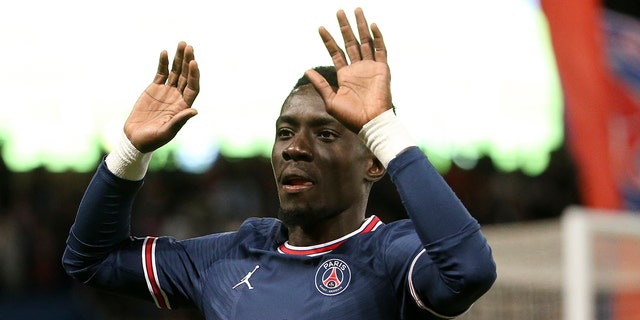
[336,9,361,64]
[304,69,336,106]
[177,45,194,92]
[319,27,349,71]
[371,23,387,63]
[354,7,374,60]
[153,50,170,84]
[167,41,186,87]
[183,60,200,107]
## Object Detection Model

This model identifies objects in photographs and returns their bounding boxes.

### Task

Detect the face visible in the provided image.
[271,84,375,227]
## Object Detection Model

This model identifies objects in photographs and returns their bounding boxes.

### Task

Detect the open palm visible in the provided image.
[305,8,392,133]
[124,42,200,153]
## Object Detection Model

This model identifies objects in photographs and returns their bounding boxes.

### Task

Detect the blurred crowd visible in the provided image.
[0,144,580,319]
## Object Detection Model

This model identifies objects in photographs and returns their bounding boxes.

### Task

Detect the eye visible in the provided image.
[277,128,294,140]
[318,130,339,142]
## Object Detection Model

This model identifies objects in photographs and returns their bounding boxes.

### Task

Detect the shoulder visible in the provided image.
[237,217,285,240]
[239,217,284,230]
[341,218,424,283]
[352,218,422,256]
[372,218,418,239]
[183,217,283,242]
[180,217,285,251]
[161,217,283,269]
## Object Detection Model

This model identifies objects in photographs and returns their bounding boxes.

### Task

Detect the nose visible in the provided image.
[282,133,313,162]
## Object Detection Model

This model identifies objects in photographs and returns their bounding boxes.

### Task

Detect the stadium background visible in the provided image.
[0,0,639,319]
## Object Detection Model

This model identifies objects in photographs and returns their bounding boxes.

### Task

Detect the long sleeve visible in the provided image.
[388,147,496,318]
[388,147,479,243]
[61,160,205,309]
[62,160,143,281]
[359,110,496,317]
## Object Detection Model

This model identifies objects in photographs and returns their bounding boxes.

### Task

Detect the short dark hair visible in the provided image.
[293,66,338,89]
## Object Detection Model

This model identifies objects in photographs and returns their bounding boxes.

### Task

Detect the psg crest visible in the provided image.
[315,258,351,296]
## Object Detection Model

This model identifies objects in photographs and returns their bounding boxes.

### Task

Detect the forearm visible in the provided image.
[63,133,150,278]
[387,148,475,243]
[391,151,495,314]
[65,161,142,257]
[361,111,495,315]
[359,109,474,242]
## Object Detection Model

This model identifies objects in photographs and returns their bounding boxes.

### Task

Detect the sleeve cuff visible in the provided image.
[104,132,152,181]
[358,109,416,168]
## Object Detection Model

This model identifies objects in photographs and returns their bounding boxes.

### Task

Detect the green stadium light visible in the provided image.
[0,0,561,175]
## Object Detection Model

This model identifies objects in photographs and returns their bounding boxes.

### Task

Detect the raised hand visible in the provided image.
[305,8,392,133]
[124,41,200,153]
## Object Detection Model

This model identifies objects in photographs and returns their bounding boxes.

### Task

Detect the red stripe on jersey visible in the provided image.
[279,215,382,256]
[279,240,346,255]
[143,237,170,309]
[363,216,381,232]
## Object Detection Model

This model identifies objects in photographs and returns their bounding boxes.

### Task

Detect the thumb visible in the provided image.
[304,69,336,105]
[161,108,198,139]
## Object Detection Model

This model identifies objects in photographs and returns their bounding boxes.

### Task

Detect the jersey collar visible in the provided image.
[278,215,382,256]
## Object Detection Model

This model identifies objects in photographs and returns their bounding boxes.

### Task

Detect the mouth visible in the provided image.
[281,173,315,193]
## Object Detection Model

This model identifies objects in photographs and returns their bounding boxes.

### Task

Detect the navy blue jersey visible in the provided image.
[63,147,496,319]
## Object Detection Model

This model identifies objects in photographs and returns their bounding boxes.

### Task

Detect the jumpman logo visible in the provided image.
[233,265,260,290]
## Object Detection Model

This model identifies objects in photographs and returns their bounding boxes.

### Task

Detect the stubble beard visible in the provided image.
[277,206,341,230]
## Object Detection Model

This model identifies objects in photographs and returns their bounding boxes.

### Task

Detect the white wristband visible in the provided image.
[358,109,416,168]
[105,132,152,181]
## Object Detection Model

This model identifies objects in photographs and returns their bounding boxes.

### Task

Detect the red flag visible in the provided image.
[542,1,640,318]
[541,0,640,210]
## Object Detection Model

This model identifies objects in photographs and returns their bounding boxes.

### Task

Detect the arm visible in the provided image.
[306,8,496,317]
[386,146,496,317]
[62,42,201,302]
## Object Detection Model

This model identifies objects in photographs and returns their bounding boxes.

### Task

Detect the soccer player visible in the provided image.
[63,8,496,319]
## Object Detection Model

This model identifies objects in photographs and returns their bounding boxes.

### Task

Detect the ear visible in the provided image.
[365,155,386,183]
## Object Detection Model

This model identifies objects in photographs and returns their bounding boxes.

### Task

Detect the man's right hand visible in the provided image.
[124,41,200,153]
